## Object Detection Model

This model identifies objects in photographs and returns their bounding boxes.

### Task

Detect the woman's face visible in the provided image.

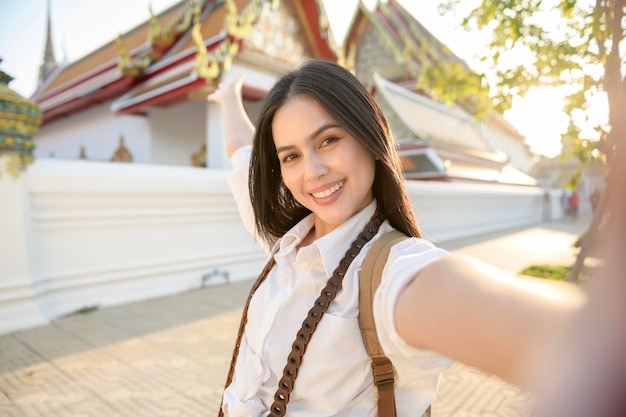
[272,94,376,238]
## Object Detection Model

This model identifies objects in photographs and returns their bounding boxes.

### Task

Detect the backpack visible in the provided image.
[360,230,432,417]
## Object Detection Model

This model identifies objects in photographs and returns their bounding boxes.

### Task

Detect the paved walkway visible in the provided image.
[0,216,592,417]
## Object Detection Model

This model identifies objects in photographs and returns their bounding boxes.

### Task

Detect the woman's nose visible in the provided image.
[303,153,328,181]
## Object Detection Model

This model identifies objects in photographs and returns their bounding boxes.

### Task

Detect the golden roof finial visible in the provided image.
[148,4,162,44]
[115,34,141,76]
[193,0,272,82]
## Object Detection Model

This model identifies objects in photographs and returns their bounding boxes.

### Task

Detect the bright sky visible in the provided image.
[0,0,580,157]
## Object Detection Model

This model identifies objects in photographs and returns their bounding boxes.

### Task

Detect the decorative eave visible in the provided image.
[110,33,225,114]
[343,0,469,81]
[293,0,338,61]
[35,0,338,123]
[373,75,506,160]
[383,0,469,70]
[113,0,276,114]
[116,0,212,77]
[33,0,205,124]
[399,141,507,168]
[398,143,537,185]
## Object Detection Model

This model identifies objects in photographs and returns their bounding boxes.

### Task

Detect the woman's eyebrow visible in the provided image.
[275,123,341,154]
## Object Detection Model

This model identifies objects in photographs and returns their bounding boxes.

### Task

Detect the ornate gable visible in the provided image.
[236,0,336,74]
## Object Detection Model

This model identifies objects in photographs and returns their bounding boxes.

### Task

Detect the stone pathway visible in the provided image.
[0,280,534,417]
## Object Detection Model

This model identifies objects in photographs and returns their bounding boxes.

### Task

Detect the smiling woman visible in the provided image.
[272,95,376,242]
[208,59,586,417]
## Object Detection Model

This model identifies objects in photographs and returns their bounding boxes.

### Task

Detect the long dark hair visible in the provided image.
[250,59,421,245]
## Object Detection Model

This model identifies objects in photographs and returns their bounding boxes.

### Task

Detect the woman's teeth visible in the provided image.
[312,181,344,198]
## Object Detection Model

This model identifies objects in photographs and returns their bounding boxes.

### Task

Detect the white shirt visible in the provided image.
[224,146,453,417]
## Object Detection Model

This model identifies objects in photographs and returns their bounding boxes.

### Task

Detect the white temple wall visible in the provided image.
[33,100,151,163]
[0,157,564,336]
[149,100,207,166]
[406,181,547,244]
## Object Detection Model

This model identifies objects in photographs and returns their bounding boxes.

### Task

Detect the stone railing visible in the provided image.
[0,157,561,335]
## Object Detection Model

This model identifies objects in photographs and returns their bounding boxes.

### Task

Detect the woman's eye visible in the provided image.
[321,136,338,147]
[282,153,298,163]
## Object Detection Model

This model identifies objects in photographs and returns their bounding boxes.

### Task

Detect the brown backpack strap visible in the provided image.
[268,211,384,416]
[219,210,384,417]
[359,230,408,417]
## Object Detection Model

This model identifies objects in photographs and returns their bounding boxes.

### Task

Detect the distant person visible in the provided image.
[561,190,570,219]
[569,191,580,221]
[209,60,586,417]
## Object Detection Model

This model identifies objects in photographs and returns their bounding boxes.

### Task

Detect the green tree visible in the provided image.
[438,0,624,281]
[440,0,623,166]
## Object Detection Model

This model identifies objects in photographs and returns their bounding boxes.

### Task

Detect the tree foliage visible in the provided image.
[440,0,624,165]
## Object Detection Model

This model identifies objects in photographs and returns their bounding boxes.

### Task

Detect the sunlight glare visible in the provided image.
[504,87,570,158]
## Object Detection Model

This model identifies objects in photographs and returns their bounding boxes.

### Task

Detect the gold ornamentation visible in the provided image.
[193,0,273,82]
[192,18,220,80]
[191,143,207,167]
[0,62,41,179]
[3,154,34,180]
[148,5,162,44]
[116,35,141,77]
[117,0,203,77]
[110,135,133,162]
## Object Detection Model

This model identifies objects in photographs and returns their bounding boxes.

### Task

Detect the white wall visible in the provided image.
[0,157,265,335]
[0,157,561,336]
[33,100,152,163]
[407,180,546,243]
[150,100,207,166]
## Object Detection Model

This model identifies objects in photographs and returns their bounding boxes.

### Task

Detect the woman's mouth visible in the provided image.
[311,180,345,199]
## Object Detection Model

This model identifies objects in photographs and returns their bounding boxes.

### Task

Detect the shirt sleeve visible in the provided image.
[227,146,271,253]
[373,238,454,373]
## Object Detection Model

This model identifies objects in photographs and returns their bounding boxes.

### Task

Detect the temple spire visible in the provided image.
[39,0,58,82]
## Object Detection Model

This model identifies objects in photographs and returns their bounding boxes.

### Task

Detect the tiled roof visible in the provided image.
[34,0,337,124]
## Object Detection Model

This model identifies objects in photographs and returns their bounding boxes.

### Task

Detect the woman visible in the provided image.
[210,60,585,417]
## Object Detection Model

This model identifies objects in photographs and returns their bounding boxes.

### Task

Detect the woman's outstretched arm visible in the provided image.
[209,75,271,251]
[394,255,586,387]
[208,75,255,157]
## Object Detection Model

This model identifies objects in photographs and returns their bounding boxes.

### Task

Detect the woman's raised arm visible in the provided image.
[208,75,255,157]
[209,75,271,251]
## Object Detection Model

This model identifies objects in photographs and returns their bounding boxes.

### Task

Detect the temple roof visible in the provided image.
[373,75,536,185]
[344,0,470,81]
[33,0,337,124]
[374,76,496,155]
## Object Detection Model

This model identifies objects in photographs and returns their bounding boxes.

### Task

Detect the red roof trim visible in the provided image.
[300,0,336,60]
[38,61,123,102]
[42,77,137,124]
[115,78,207,114]
[374,6,402,46]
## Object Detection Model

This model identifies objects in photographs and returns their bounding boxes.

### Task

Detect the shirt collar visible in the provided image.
[314,200,378,277]
[274,200,378,277]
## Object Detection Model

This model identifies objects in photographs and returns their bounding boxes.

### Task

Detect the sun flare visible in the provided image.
[504,87,570,158]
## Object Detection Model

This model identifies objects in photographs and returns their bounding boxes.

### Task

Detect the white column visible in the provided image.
[0,156,49,335]
[206,101,231,169]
